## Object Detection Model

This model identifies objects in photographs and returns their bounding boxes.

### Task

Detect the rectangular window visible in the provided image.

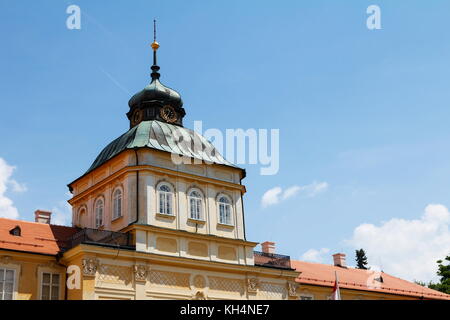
[41,273,60,300]
[0,268,15,300]
[159,193,173,215]
[190,198,201,220]
[219,203,231,225]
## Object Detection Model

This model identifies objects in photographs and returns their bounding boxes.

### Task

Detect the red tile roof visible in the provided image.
[292,260,450,300]
[0,218,78,256]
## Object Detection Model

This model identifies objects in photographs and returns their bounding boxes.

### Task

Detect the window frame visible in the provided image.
[157,182,175,216]
[38,270,63,301]
[0,266,17,300]
[112,187,123,221]
[94,197,104,228]
[187,188,204,221]
[217,194,233,226]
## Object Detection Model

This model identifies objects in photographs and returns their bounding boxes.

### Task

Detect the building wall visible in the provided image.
[61,245,300,301]
[69,149,246,241]
[132,225,256,267]
[0,250,66,300]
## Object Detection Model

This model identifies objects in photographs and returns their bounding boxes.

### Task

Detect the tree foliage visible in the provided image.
[428,255,450,294]
[355,249,369,270]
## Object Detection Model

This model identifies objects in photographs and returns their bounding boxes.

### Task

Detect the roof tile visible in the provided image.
[0,218,78,256]
[292,260,450,300]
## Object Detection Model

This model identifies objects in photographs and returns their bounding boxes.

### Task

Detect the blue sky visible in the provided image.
[1,0,450,282]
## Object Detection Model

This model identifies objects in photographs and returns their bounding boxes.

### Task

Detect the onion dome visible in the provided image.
[127,22,185,128]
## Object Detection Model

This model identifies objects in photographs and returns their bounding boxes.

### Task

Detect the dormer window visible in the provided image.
[9,226,21,237]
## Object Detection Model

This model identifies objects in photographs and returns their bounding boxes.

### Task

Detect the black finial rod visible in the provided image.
[151,19,161,80]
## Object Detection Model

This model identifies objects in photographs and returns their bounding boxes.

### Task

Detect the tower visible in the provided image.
[65,24,299,300]
[68,23,252,263]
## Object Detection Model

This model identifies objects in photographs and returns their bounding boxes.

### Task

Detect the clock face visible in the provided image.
[160,105,178,123]
[131,109,143,126]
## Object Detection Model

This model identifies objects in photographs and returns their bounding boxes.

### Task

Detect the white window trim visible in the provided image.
[112,187,123,221]
[0,263,20,300]
[94,197,105,228]
[156,182,175,216]
[37,268,64,301]
[217,193,234,226]
[187,188,205,221]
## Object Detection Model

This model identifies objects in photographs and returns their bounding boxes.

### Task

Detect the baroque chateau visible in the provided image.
[0,32,448,301]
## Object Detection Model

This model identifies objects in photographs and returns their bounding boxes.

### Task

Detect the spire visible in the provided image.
[151,19,161,80]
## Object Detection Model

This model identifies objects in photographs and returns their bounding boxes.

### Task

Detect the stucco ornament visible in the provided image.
[287,282,298,297]
[134,264,148,281]
[192,291,207,300]
[82,258,99,276]
[193,275,206,289]
[0,256,12,265]
[247,277,259,293]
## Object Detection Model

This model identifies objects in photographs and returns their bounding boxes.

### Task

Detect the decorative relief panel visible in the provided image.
[259,282,287,300]
[247,277,259,293]
[192,291,207,300]
[287,282,298,297]
[209,276,245,295]
[217,246,237,261]
[187,242,208,257]
[96,265,132,286]
[82,258,99,277]
[149,270,190,288]
[0,256,13,265]
[134,265,148,282]
[155,237,178,253]
[193,275,206,289]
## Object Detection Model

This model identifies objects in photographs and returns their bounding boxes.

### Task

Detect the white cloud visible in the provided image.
[300,248,330,263]
[0,158,25,219]
[282,186,301,200]
[261,187,282,208]
[261,181,328,208]
[303,181,329,197]
[51,199,72,226]
[346,204,450,283]
[9,179,27,193]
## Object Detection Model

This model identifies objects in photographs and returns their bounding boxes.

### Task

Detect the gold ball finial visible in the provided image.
[151,41,160,51]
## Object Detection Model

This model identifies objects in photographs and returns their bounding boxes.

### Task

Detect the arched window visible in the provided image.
[218,195,232,225]
[158,183,173,215]
[113,188,122,220]
[188,190,203,220]
[95,199,104,228]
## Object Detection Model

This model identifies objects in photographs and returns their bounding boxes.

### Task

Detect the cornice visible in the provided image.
[69,163,246,205]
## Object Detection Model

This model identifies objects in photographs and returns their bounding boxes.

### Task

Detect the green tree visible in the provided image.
[428,255,450,294]
[355,249,369,270]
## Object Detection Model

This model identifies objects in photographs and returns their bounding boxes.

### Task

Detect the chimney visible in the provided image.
[35,210,52,224]
[261,241,276,254]
[333,253,347,268]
